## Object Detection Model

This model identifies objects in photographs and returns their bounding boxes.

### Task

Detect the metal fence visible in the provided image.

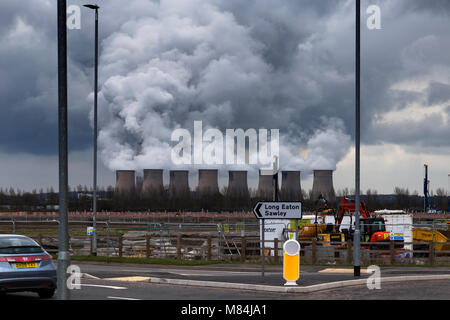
[1,219,450,266]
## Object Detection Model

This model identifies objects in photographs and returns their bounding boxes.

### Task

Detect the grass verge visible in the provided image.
[52,254,237,266]
[49,254,450,268]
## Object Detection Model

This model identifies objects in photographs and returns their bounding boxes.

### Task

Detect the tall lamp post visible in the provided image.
[447,174,450,213]
[57,0,70,300]
[353,0,361,277]
[84,4,99,256]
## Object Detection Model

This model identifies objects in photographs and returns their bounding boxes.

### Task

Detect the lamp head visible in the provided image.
[83,4,99,10]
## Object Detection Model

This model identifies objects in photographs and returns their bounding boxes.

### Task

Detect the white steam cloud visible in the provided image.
[96,0,352,174]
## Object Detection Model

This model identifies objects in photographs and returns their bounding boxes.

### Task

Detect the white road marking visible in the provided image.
[80,284,127,290]
[319,268,369,274]
[82,273,100,279]
[103,276,150,282]
[107,296,141,300]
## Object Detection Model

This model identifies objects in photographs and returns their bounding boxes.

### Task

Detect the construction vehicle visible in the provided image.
[413,227,450,257]
[294,197,399,249]
[328,198,389,245]
[293,221,345,246]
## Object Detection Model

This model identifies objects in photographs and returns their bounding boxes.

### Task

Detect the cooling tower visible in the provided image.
[226,171,249,198]
[115,170,135,194]
[136,176,143,194]
[311,170,336,201]
[142,169,164,195]
[169,170,190,198]
[197,169,220,196]
[257,169,274,199]
[281,171,302,201]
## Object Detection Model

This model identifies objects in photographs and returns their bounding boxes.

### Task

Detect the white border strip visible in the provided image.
[148,275,450,293]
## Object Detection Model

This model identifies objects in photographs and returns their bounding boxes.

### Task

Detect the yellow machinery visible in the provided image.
[295,223,345,246]
[413,228,450,252]
[317,233,346,246]
[297,223,326,241]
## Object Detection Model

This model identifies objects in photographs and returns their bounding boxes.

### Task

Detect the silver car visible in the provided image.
[0,235,57,298]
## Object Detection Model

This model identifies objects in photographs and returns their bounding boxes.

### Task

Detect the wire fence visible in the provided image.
[1,219,449,266]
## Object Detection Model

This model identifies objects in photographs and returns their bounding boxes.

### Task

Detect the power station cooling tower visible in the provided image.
[115,170,135,194]
[142,169,164,195]
[136,176,143,194]
[226,171,249,198]
[257,169,274,199]
[169,170,190,198]
[197,169,220,196]
[281,171,302,201]
[311,170,336,201]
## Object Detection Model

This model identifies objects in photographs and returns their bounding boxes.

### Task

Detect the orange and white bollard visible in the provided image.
[283,239,300,286]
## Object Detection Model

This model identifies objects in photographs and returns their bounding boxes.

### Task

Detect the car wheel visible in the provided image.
[37,289,55,299]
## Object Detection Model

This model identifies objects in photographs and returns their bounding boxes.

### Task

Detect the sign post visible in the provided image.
[253,201,302,277]
[261,219,265,277]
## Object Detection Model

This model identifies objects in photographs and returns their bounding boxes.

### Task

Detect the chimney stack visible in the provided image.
[142,169,164,195]
[197,169,220,196]
[226,171,249,199]
[136,175,143,194]
[257,169,274,199]
[281,171,302,201]
[311,170,336,201]
[169,170,190,198]
[115,170,135,194]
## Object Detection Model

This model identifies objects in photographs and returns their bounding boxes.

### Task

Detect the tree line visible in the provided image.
[0,186,447,212]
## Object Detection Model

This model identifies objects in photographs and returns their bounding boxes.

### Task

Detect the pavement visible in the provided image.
[74,261,450,293]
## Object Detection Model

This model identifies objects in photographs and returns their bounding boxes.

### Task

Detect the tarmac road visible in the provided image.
[2,262,450,300]
[3,278,449,300]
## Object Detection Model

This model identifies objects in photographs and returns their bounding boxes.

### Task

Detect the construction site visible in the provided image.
[1,166,449,267]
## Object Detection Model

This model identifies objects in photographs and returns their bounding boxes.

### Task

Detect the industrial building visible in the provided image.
[169,170,190,198]
[142,169,164,195]
[281,171,302,201]
[311,170,336,201]
[114,168,335,201]
[115,170,136,194]
[226,171,249,199]
[197,169,220,197]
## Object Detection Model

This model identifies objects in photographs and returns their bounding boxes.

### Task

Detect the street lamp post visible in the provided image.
[84,4,99,256]
[57,0,70,300]
[353,0,361,277]
[447,174,450,213]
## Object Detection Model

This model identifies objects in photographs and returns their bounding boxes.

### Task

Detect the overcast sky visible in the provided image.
[0,0,449,194]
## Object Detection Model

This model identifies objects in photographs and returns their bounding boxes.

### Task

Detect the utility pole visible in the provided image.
[83,4,100,256]
[93,5,98,257]
[57,0,70,300]
[353,0,361,277]
[447,174,450,213]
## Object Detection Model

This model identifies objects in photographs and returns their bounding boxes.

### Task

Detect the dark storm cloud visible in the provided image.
[358,0,450,149]
[427,82,450,106]
[397,0,450,14]
[368,112,450,148]
[0,0,449,164]
[0,0,95,155]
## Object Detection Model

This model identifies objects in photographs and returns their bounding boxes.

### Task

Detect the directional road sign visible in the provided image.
[253,201,302,219]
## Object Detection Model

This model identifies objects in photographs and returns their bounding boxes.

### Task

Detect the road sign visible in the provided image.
[253,201,302,219]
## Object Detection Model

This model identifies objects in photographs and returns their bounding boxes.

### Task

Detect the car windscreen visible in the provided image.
[0,237,44,254]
